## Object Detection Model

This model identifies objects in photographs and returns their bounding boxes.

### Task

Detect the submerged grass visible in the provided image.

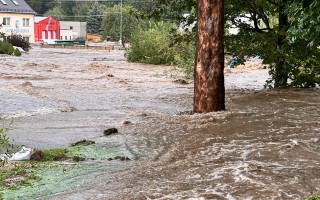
[0,140,134,199]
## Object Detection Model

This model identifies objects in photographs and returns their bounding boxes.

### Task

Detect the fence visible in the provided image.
[40,43,114,51]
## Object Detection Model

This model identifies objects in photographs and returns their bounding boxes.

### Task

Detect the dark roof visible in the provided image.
[0,0,35,14]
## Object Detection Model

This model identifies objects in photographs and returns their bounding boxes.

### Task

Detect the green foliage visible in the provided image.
[307,194,320,200]
[170,30,196,78]
[41,149,67,161]
[25,0,55,14]
[0,123,14,166]
[101,5,148,42]
[0,40,14,55]
[0,162,41,190]
[73,3,92,22]
[153,0,320,88]
[6,34,31,51]
[87,3,104,35]
[288,0,320,48]
[44,6,66,20]
[14,48,22,57]
[126,22,176,65]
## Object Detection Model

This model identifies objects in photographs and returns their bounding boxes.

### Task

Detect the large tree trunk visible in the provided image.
[194,0,225,113]
[274,0,289,87]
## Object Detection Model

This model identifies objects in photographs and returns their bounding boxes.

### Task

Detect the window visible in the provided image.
[60,36,63,40]
[3,17,10,26]
[65,36,67,40]
[23,18,30,27]
[70,26,73,30]
[0,0,7,5]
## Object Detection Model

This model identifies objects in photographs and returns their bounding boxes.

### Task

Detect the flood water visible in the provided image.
[0,47,319,199]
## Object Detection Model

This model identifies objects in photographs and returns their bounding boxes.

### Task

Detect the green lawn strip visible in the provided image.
[0,141,133,199]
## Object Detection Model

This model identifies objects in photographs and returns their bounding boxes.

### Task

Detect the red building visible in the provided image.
[34,16,60,42]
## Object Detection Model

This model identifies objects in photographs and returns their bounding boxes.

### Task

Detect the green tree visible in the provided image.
[127,22,176,65]
[44,6,66,20]
[154,0,320,88]
[25,0,56,14]
[73,2,92,22]
[87,3,104,35]
[101,5,148,42]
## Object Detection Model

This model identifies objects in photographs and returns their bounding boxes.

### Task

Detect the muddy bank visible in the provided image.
[1,47,319,199]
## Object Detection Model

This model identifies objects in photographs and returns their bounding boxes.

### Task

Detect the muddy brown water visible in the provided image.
[0,47,319,199]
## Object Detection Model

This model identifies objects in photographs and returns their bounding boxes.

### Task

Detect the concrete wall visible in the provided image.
[0,12,35,43]
[60,21,87,40]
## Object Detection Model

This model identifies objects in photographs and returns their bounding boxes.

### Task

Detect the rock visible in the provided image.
[71,140,95,146]
[123,120,132,125]
[173,78,189,84]
[103,128,118,136]
[107,74,114,77]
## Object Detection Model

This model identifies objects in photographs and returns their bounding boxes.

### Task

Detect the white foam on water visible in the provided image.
[0,88,70,119]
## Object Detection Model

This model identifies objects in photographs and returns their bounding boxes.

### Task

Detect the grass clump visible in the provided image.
[30,148,68,161]
[307,195,320,200]
[0,163,41,190]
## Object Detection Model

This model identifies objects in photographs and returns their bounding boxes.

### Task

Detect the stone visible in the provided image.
[103,128,118,136]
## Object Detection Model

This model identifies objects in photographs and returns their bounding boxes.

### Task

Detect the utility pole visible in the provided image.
[119,0,123,45]
[194,0,225,112]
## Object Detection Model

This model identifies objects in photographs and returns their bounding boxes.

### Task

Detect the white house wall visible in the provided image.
[0,12,35,43]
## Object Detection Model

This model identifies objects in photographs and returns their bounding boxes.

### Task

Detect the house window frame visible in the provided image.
[23,18,30,27]
[3,17,10,26]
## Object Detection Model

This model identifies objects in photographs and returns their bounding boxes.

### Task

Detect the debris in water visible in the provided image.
[103,128,118,136]
[72,156,86,162]
[173,78,189,84]
[71,140,95,147]
[9,147,33,161]
[107,156,131,161]
[123,120,132,125]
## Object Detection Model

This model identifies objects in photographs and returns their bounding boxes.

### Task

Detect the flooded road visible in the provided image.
[0,47,319,199]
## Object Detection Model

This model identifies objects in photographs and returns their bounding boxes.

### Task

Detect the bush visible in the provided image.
[0,40,14,55]
[14,48,21,56]
[0,124,14,166]
[5,34,31,51]
[173,41,195,79]
[126,22,176,65]
[307,195,320,200]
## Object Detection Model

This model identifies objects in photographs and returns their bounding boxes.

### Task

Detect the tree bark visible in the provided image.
[274,0,289,87]
[194,0,225,113]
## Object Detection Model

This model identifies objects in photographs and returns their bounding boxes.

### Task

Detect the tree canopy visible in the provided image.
[153,0,320,88]
[86,3,104,35]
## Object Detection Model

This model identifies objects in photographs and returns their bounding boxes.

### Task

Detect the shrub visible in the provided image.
[307,194,320,200]
[0,124,14,166]
[126,22,176,65]
[13,48,21,56]
[5,34,31,51]
[0,40,14,55]
[173,41,195,79]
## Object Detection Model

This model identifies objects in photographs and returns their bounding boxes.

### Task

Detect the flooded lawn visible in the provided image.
[0,47,319,199]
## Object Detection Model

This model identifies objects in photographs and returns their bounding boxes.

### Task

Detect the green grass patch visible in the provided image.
[307,195,320,200]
